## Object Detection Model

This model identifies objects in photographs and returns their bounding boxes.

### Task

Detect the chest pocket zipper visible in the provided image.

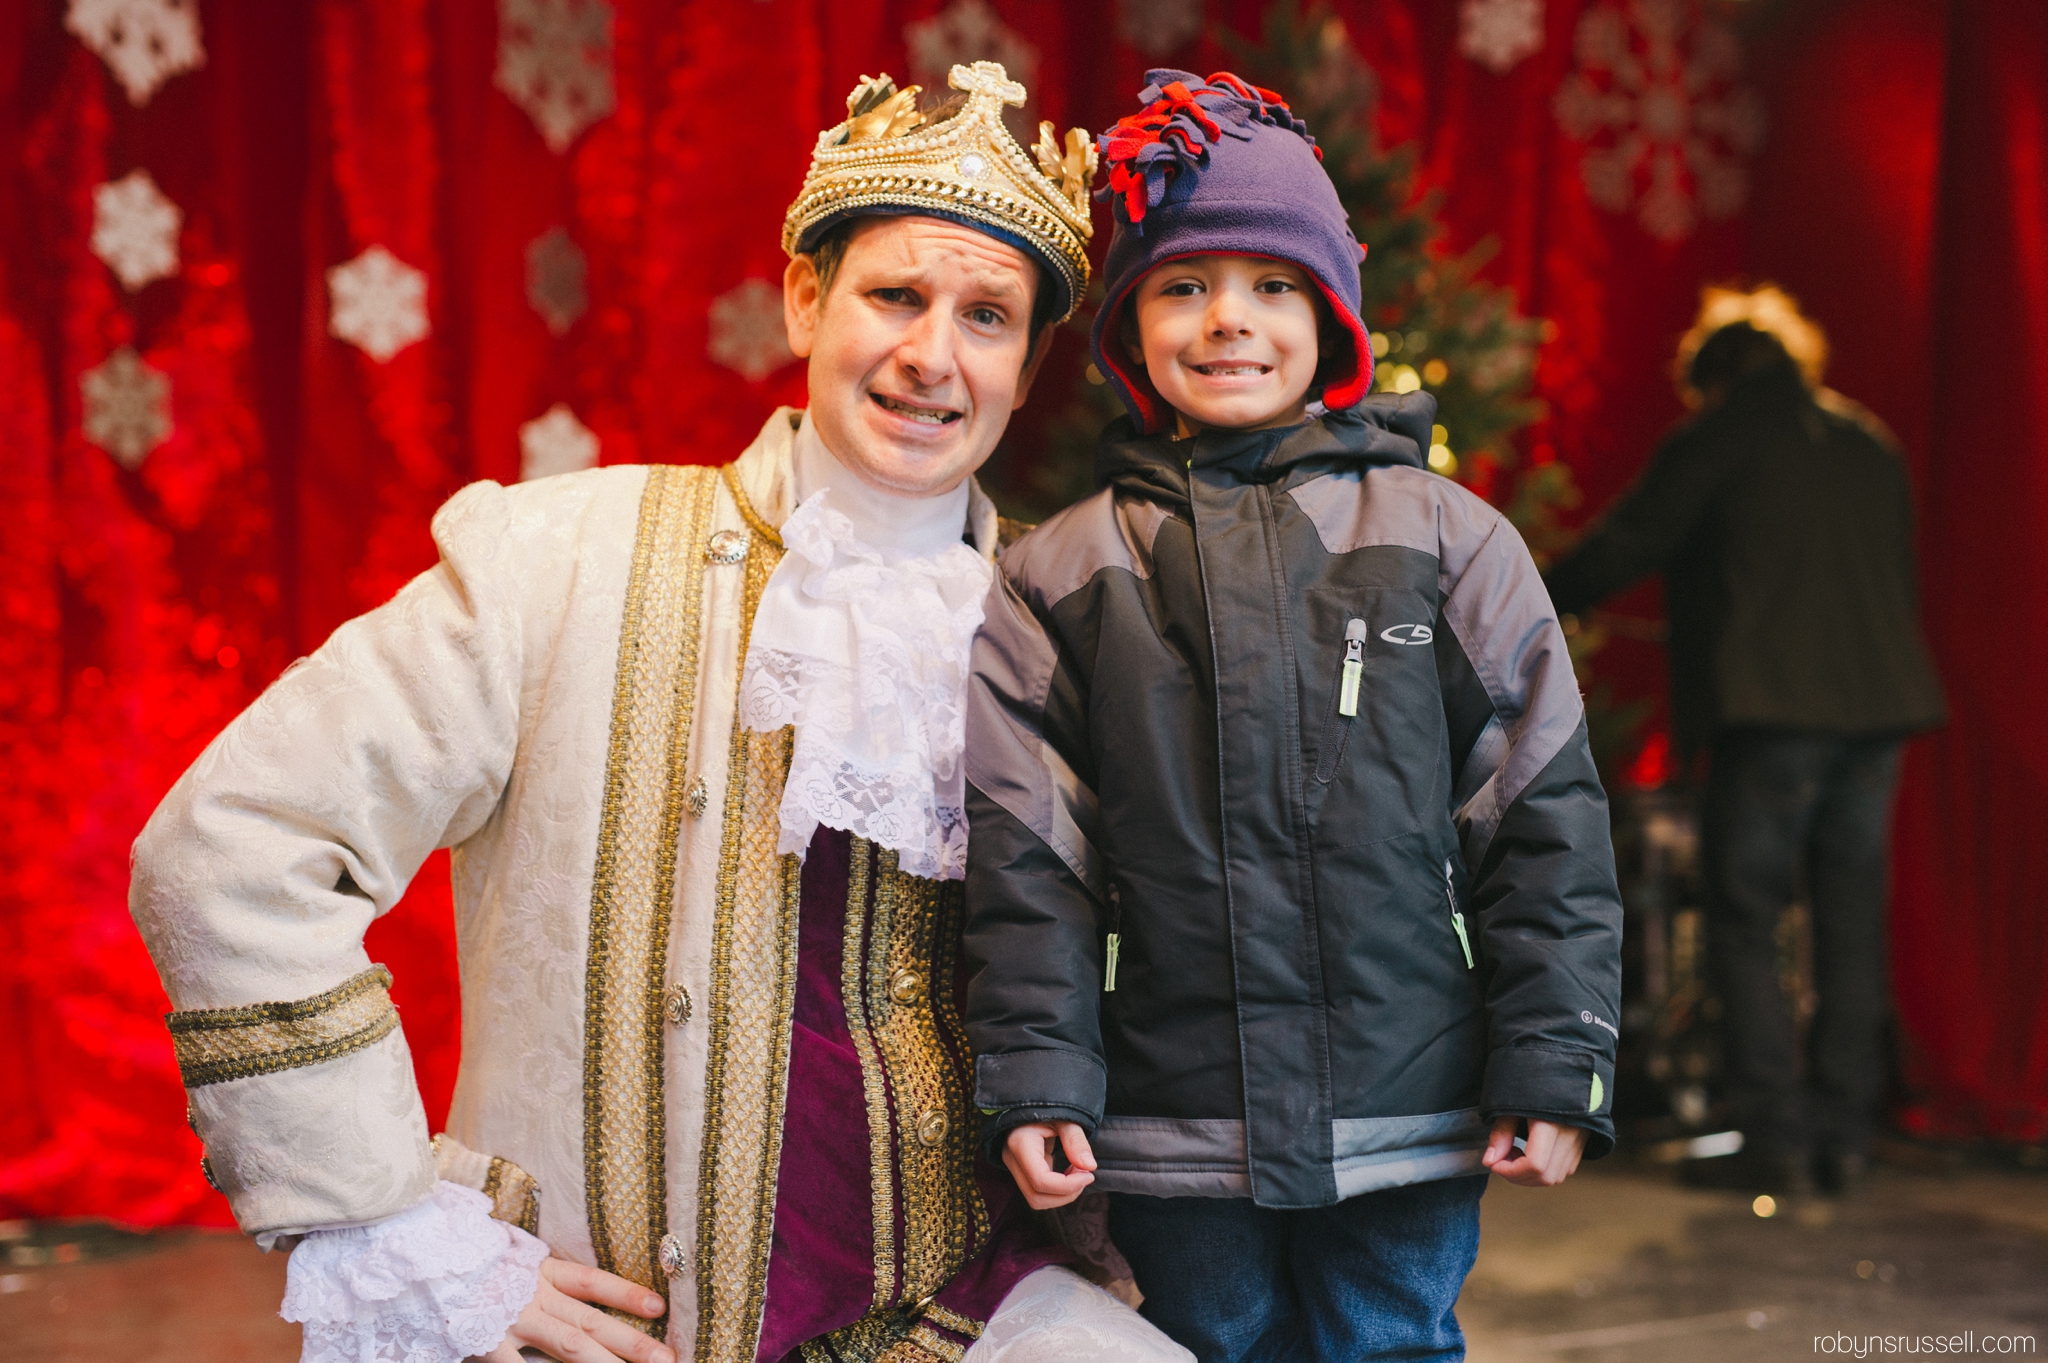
[1314,619,1370,784]
[1444,858,1474,969]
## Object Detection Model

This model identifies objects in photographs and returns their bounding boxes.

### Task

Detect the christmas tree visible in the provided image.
[991,3,1573,555]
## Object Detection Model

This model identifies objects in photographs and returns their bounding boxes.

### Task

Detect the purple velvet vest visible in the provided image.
[757,829,1063,1362]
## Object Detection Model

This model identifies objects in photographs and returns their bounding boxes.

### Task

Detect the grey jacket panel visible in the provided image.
[965,402,1623,1207]
[1088,1110,1487,1199]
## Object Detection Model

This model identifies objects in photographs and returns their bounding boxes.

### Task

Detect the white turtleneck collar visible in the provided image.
[737,414,996,881]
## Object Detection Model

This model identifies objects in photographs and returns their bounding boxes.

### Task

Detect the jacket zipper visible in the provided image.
[1338,618,1367,717]
[1103,886,1122,993]
[1315,619,1369,783]
[1444,858,1474,970]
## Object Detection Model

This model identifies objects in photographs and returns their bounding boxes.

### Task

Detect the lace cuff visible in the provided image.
[282,1180,549,1363]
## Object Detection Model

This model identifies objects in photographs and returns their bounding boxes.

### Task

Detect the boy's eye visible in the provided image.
[1256,279,1298,294]
[1161,281,1203,297]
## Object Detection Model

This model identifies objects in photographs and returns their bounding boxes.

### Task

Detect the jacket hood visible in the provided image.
[1095,392,1437,505]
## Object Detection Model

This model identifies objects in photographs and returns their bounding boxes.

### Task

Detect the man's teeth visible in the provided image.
[875,395,958,424]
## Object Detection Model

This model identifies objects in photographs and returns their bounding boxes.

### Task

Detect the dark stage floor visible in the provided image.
[2,1150,2042,1361]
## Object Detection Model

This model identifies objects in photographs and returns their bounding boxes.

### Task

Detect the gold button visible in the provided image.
[888,968,924,1006]
[685,776,708,819]
[916,1109,949,1147]
[663,983,692,1028]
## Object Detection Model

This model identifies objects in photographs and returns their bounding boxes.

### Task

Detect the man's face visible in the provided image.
[784,216,1051,499]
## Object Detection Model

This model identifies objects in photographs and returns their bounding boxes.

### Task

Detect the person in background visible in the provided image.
[1545,285,1947,1196]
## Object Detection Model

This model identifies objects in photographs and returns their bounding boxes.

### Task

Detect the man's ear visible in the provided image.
[1012,323,1059,409]
[783,255,822,360]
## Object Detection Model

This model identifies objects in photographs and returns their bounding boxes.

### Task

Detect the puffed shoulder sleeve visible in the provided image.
[129,480,531,1237]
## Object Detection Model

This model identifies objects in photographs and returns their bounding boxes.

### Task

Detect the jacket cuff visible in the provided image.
[978,1105,1100,1165]
[974,1048,1107,1121]
[1481,1044,1617,1161]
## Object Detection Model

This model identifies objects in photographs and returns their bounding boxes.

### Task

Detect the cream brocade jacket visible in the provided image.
[129,410,1002,1357]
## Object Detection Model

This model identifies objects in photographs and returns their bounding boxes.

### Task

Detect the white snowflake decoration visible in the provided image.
[707,279,794,383]
[519,403,599,481]
[66,0,205,107]
[496,0,617,154]
[91,169,181,292]
[1460,0,1544,75]
[906,0,1038,136]
[526,226,588,335]
[81,345,171,469]
[1116,0,1205,57]
[1553,0,1765,242]
[328,246,430,363]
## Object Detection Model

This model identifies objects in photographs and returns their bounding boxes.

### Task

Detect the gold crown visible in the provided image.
[783,62,1096,322]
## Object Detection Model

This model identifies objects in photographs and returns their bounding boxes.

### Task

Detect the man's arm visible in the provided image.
[1543,424,1724,617]
[131,479,531,1235]
[962,571,1112,1184]
[1439,508,1625,1164]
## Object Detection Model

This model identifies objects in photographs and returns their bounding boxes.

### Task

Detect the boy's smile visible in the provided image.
[1129,254,1324,435]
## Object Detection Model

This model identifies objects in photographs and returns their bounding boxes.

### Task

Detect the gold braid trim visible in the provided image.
[582,464,721,1325]
[722,462,784,550]
[694,488,804,1363]
[482,1155,542,1236]
[842,841,899,1306]
[167,965,398,1088]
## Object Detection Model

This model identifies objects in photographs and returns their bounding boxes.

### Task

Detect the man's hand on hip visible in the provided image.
[482,1257,674,1363]
[1482,1117,1587,1187]
[1003,1121,1097,1210]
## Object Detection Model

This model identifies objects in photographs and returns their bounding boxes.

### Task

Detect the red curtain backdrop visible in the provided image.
[1,0,2040,1225]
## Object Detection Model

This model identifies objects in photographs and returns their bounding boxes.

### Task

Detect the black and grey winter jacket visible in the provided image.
[962,397,1624,1210]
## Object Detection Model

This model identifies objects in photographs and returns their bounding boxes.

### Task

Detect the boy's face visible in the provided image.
[1129,255,1322,436]
[784,215,1052,499]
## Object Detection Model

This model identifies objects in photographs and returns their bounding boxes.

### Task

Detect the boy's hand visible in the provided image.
[1482,1118,1587,1187]
[1002,1121,1097,1210]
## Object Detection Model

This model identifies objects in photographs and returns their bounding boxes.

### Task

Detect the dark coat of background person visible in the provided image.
[1544,365,1946,757]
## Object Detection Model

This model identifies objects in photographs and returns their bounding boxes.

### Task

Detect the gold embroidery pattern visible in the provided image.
[919,1305,983,1340]
[583,464,720,1319]
[694,485,804,1363]
[167,965,397,1088]
[797,1311,970,1363]
[482,1155,542,1235]
[839,842,990,1312]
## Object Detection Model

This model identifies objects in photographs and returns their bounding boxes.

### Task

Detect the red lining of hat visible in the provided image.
[1098,251,1375,435]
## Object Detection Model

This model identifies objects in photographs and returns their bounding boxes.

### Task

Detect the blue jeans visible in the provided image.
[1107,1175,1486,1362]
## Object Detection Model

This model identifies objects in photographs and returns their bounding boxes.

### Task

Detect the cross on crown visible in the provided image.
[950,61,1027,108]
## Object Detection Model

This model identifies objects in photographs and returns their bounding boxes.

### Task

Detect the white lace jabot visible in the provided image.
[738,415,995,880]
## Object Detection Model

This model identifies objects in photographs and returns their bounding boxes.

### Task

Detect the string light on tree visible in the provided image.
[91,169,182,292]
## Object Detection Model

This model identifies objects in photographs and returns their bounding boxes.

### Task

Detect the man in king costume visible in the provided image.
[129,63,1188,1363]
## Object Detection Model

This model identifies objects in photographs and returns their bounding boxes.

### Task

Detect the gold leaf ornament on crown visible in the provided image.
[782,62,1096,323]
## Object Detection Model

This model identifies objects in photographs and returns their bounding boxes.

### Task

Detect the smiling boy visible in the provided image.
[962,72,1624,1360]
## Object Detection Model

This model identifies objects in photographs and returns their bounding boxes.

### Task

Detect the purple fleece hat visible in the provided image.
[1091,71,1373,433]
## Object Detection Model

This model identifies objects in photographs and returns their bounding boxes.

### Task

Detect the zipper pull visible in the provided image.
[1444,857,1474,970]
[1104,886,1123,993]
[1338,618,1368,717]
